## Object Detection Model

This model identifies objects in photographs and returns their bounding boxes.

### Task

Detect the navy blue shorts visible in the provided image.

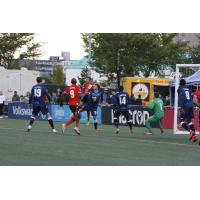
[114,110,130,121]
[83,105,97,116]
[180,106,194,122]
[32,105,49,116]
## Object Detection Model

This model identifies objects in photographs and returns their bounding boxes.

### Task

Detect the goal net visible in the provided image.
[174,64,200,134]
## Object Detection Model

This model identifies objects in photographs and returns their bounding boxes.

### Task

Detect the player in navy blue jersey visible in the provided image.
[26,77,57,133]
[113,86,133,134]
[80,84,103,132]
[177,79,195,141]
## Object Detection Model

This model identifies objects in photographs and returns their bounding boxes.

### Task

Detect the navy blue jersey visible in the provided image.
[30,84,51,106]
[87,91,103,108]
[113,92,130,112]
[177,86,193,108]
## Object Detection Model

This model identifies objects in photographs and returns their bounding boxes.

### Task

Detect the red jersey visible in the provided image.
[65,84,81,105]
[81,82,94,94]
[194,89,200,103]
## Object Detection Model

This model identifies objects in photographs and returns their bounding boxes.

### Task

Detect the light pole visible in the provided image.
[117,48,125,88]
[88,33,92,77]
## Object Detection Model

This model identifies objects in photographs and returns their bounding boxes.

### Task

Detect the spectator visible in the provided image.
[134,94,142,106]
[0,91,6,119]
[110,90,116,104]
[102,88,111,105]
[24,91,30,103]
[164,96,170,107]
[52,92,57,103]
[57,91,64,106]
[20,95,25,102]
[129,94,136,105]
[12,91,20,102]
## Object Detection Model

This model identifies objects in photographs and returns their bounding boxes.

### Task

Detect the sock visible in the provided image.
[94,119,98,130]
[114,117,119,129]
[29,116,35,126]
[127,121,132,130]
[48,117,54,129]
[65,117,74,127]
[181,122,189,131]
[75,117,80,128]
[188,122,195,132]
[87,111,90,121]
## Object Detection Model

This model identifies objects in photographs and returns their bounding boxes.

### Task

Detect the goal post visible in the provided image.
[173,64,200,134]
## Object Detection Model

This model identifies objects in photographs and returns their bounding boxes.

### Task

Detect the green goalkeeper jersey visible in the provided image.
[147,98,164,117]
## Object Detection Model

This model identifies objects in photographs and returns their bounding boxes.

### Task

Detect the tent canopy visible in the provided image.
[170,70,200,87]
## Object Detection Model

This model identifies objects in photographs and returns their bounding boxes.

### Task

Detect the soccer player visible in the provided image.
[145,92,164,135]
[112,86,133,134]
[62,78,81,135]
[81,84,103,132]
[81,77,94,126]
[177,79,195,141]
[27,77,57,133]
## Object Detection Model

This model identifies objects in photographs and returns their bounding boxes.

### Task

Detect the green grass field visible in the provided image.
[0,118,200,165]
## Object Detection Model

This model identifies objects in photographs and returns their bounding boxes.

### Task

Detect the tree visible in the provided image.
[78,67,90,86]
[0,33,42,69]
[82,33,189,88]
[52,65,65,85]
[190,36,200,63]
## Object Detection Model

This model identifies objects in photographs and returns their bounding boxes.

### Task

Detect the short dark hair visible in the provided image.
[154,92,159,98]
[119,86,124,92]
[71,78,77,84]
[180,79,186,86]
[86,77,92,80]
[95,84,100,90]
[36,77,42,83]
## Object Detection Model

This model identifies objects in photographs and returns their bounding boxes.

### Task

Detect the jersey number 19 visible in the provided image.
[34,88,41,97]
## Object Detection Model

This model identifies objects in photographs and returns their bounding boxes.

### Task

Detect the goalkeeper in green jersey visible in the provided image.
[145,92,164,135]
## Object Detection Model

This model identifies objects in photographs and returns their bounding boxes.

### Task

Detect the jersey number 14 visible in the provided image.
[119,96,126,105]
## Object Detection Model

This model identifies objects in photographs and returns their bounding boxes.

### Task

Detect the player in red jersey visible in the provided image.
[191,88,200,143]
[62,78,81,135]
[81,77,94,125]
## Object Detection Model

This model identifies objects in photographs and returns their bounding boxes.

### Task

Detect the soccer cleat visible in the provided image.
[191,135,199,143]
[160,129,164,134]
[61,124,65,134]
[52,129,58,133]
[74,127,80,135]
[145,132,153,135]
[86,121,91,126]
[188,130,195,141]
[115,128,120,134]
[26,125,32,132]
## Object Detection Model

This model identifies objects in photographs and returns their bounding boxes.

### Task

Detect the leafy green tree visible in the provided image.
[191,36,200,63]
[0,33,42,69]
[78,67,90,86]
[52,65,65,85]
[82,33,189,87]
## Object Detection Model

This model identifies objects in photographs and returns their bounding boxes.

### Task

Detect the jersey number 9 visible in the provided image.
[70,90,75,98]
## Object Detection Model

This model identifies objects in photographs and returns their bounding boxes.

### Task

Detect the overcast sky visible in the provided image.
[35,32,86,60]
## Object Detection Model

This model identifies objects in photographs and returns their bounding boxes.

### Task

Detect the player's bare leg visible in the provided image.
[86,111,91,126]
[74,113,81,135]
